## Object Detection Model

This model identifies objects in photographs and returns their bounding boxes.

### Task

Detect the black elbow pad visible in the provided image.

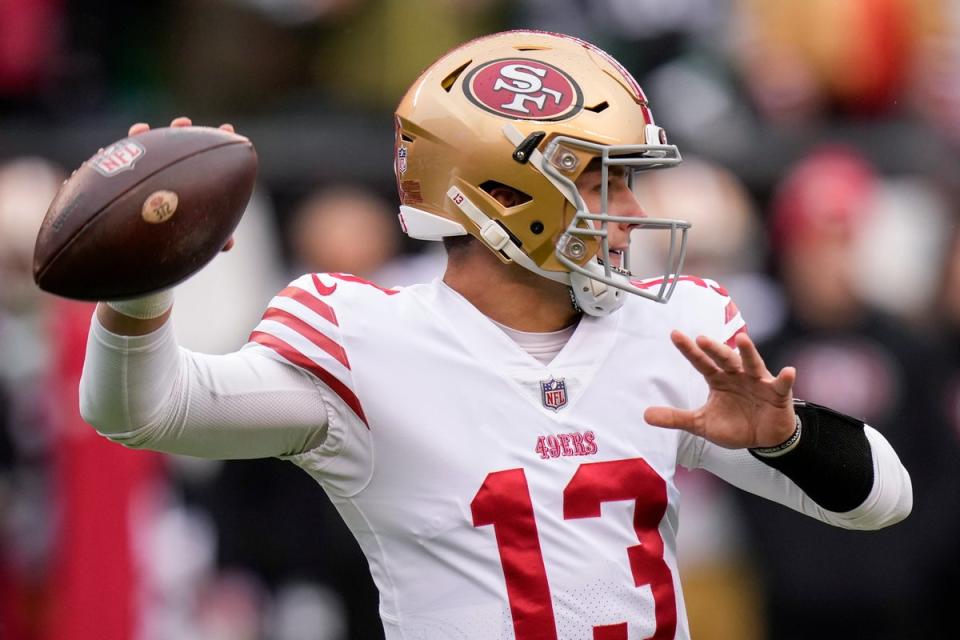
[750,400,875,513]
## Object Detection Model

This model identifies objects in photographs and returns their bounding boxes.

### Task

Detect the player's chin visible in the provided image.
[597,250,628,274]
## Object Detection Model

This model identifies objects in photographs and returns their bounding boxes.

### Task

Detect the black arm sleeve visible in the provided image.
[749,400,875,512]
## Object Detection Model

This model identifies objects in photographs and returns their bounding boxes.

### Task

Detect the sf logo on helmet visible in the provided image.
[494,64,562,114]
[464,58,583,121]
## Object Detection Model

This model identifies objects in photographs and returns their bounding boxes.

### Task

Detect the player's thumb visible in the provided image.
[644,406,695,431]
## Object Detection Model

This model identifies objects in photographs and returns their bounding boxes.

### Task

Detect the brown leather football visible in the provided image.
[33,126,258,300]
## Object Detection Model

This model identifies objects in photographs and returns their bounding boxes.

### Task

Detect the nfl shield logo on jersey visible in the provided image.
[540,377,568,411]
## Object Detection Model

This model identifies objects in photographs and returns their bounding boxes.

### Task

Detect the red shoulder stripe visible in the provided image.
[250,331,368,428]
[634,275,706,290]
[724,300,740,324]
[330,273,399,295]
[277,286,338,326]
[633,275,728,295]
[261,308,350,369]
[725,325,748,348]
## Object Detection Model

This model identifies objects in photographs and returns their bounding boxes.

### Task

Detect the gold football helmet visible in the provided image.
[394,30,689,315]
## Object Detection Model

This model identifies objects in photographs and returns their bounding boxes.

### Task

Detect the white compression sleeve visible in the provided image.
[79,314,329,459]
[678,427,912,530]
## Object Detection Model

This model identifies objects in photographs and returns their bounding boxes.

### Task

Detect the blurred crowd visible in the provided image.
[2,1,960,639]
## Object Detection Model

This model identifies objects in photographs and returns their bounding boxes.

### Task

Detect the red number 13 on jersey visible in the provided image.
[471,458,677,640]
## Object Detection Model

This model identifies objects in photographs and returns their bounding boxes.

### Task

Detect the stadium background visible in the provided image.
[1,1,959,638]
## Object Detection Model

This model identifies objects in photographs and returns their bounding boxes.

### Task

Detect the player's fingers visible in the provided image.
[219,123,235,133]
[670,330,722,377]
[170,116,193,128]
[696,335,742,374]
[736,331,770,378]
[771,366,796,397]
[644,406,698,432]
[128,123,150,137]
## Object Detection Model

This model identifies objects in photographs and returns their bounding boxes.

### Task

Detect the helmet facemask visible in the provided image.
[499,124,691,315]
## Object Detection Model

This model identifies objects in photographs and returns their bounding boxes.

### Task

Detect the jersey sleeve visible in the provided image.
[678,276,747,347]
[636,274,747,348]
[241,273,375,496]
[79,312,329,460]
[242,273,368,426]
[711,282,748,349]
[677,427,912,530]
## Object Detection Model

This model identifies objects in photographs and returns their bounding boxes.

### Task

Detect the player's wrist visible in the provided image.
[750,412,803,458]
[105,289,174,320]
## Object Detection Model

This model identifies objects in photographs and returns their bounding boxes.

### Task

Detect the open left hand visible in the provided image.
[644,330,797,449]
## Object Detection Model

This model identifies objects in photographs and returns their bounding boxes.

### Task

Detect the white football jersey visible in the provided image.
[242,272,746,640]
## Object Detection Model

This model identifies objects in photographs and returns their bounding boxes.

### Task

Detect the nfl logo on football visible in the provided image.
[92,140,145,177]
[541,377,568,411]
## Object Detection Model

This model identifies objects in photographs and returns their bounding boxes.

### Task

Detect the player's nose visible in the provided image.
[612,186,647,234]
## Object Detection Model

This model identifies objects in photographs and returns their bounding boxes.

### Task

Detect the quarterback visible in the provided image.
[79,31,911,639]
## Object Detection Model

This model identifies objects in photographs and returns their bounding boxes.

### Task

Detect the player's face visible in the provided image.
[574,163,645,269]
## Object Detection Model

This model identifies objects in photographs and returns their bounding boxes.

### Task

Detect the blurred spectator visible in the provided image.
[738,145,960,639]
[288,184,445,286]
[0,158,62,640]
[633,156,784,341]
[852,175,952,323]
[0,0,63,103]
[0,159,62,314]
[909,0,960,144]
[288,185,400,278]
[732,0,942,121]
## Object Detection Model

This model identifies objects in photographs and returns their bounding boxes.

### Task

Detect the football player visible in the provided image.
[79,31,911,640]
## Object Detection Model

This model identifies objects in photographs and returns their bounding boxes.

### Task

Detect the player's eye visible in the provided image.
[596,177,625,193]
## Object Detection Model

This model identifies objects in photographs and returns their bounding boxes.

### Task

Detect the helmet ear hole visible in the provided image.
[479,181,532,208]
[530,221,545,234]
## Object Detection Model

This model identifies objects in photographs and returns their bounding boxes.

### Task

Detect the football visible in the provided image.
[33,126,258,300]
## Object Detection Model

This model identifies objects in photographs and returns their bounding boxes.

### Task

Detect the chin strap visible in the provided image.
[445,185,626,316]
[445,185,567,285]
[568,270,626,316]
